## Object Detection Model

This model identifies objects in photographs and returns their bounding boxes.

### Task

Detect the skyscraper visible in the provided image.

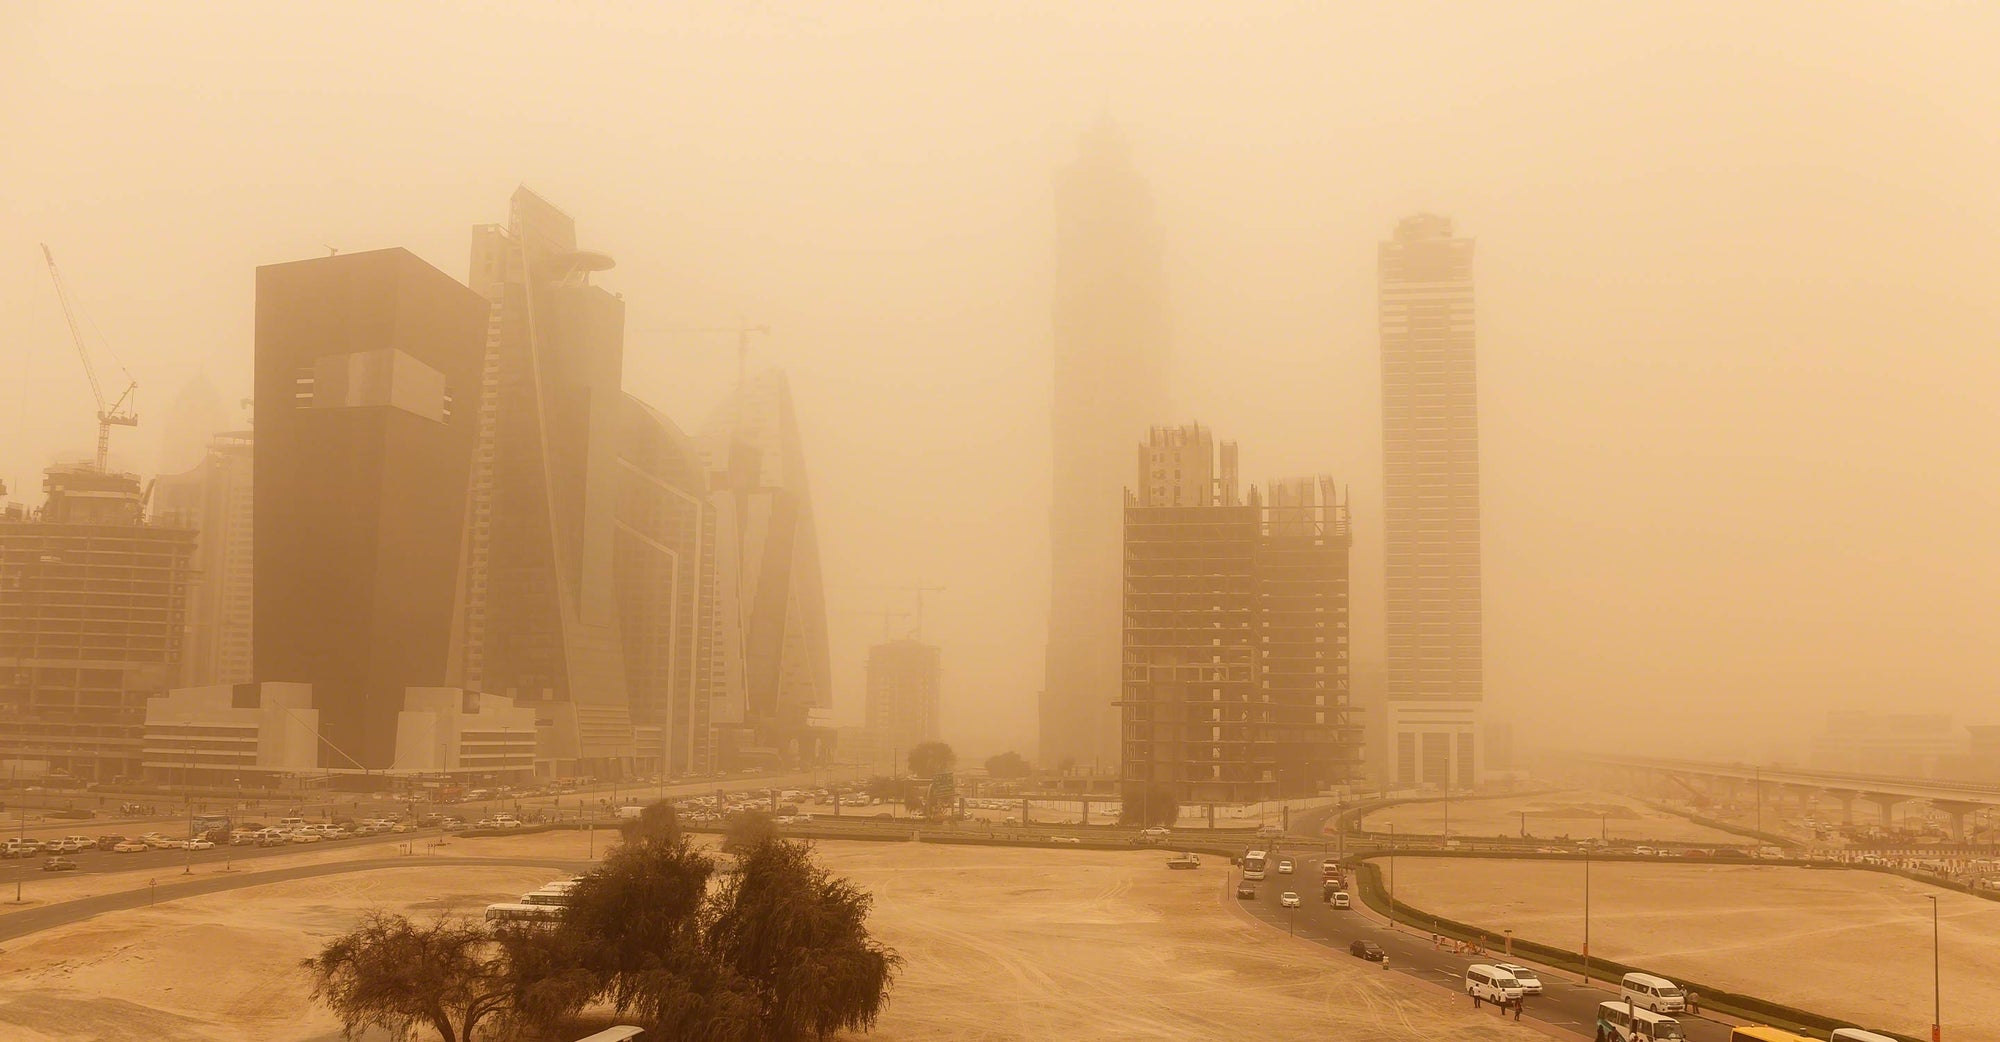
[1120,426,1358,802]
[613,393,734,776]
[1379,214,1483,789]
[253,247,487,771]
[154,429,254,688]
[698,368,833,767]
[1044,119,1170,770]
[458,188,637,776]
[864,637,941,774]
[0,465,195,781]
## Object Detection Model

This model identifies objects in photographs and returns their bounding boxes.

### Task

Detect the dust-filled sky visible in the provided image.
[4,2,1996,761]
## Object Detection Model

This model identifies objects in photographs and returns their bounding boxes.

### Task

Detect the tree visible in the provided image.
[722,809,778,855]
[618,799,683,844]
[709,839,902,1042]
[984,751,1031,780]
[1119,781,1180,828]
[907,740,956,779]
[561,834,760,1041]
[861,775,903,802]
[302,911,523,1042]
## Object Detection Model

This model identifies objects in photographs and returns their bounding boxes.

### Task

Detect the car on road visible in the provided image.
[1321,858,1340,873]
[42,856,78,871]
[1349,940,1385,962]
[1329,891,1351,909]
[1050,835,1081,845]
[1235,884,1257,900]
[113,839,149,853]
[141,833,178,850]
[1494,963,1543,995]
[1276,859,1293,874]
[1466,964,1526,1004]
[1279,891,1300,908]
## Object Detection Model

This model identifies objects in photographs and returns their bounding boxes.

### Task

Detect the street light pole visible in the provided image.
[1387,822,1396,931]
[1583,847,1592,985]
[1926,894,1941,1042]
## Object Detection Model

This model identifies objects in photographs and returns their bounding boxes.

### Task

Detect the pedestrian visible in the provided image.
[1687,989,1700,1015]
[1513,997,1523,1021]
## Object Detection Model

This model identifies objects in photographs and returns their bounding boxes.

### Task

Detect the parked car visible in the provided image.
[1349,940,1385,962]
[141,834,178,849]
[288,830,322,844]
[42,856,79,871]
[112,839,149,853]
[184,838,214,851]
[96,835,128,851]
[228,830,260,846]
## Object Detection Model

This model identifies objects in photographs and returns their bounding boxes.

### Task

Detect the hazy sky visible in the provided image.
[5,1,1996,760]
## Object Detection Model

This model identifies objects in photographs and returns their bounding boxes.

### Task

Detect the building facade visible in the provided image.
[254,246,488,772]
[458,188,638,775]
[1120,426,1359,803]
[864,637,941,774]
[1380,214,1484,790]
[698,369,833,768]
[0,465,196,781]
[153,429,254,688]
[1044,119,1172,770]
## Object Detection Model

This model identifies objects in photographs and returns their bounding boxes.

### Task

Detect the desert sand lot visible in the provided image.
[0,836,1544,1042]
[1365,790,1749,844]
[1389,857,2000,1041]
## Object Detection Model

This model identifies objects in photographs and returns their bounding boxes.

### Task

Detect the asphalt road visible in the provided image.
[1232,837,1731,1042]
[0,853,588,944]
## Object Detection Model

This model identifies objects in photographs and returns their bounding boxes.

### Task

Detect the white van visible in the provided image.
[1465,964,1525,1004]
[1620,972,1686,1014]
[1597,1001,1687,1041]
[1829,1031,1899,1042]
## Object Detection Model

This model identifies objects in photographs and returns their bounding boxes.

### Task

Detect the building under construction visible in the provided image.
[1120,426,1359,803]
[0,465,196,781]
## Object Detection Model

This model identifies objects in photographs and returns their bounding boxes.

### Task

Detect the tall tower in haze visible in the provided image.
[1379,214,1483,788]
[1042,119,1171,771]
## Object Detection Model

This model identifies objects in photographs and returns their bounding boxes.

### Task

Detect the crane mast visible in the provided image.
[41,243,138,472]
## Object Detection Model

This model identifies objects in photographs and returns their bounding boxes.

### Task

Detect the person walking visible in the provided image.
[1686,989,1700,1015]
[1512,996,1524,1021]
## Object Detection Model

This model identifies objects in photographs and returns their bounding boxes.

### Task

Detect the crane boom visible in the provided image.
[41,243,138,471]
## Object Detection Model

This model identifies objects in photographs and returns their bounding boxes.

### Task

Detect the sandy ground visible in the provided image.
[1387,857,2000,1041]
[1366,790,1751,845]
[0,835,1545,1042]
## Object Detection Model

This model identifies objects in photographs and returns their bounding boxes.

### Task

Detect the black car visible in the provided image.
[1236,884,1257,900]
[1349,939,1385,962]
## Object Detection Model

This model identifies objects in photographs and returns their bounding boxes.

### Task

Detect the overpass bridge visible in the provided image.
[1572,753,2000,838]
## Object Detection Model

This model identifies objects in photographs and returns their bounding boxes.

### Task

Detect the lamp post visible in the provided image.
[1387,822,1396,931]
[1926,894,1941,1042]
[1582,846,1592,985]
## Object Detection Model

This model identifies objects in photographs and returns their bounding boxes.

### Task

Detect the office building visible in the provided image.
[0,464,196,780]
[1044,118,1171,769]
[254,246,488,771]
[1810,711,1965,777]
[458,188,638,775]
[614,393,738,776]
[153,429,254,688]
[1120,426,1359,803]
[864,637,941,775]
[1380,214,1484,789]
[698,368,833,767]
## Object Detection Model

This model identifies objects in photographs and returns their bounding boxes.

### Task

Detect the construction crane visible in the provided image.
[655,323,771,387]
[42,244,138,472]
[836,608,914,642]
[843,584,947,639]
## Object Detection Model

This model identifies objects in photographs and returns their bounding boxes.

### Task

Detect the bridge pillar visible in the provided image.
[1826,789,1857,826]
[1079,799,1090,826]
[1857,792,1905,828]
[1935,801,1979,841]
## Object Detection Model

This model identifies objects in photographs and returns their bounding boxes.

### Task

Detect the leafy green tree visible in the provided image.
[709,839,902,1042]
[907,740,956,779]
[723,809,778,855]
[983,751,1031,779]
[1119,781,1180,827]
[861,775,903,802]
[302,911,518,1042]
[618,799,683,844]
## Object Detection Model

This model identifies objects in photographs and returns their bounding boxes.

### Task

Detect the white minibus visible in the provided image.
[1597,1001,1687,1041]
[1620,972,1686,1014]
[1465,964,1525,1004]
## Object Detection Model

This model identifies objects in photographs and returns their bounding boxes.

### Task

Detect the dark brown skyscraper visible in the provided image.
[1043,119,1170,770]
[253,247,487,771]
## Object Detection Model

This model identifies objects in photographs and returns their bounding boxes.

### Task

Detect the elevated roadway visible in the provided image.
[1576,753,2000,837]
